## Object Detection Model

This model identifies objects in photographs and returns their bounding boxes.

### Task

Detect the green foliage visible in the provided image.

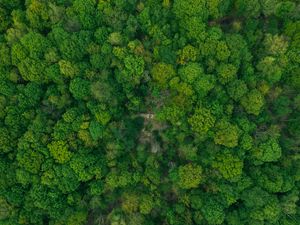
[241,89,265,115]
[89,120,103,141]
[188,107,215,137]
[257,56,283,83]
[59,60,79,78]
[227,80,248,101]
[47,140,72,164]
[178,144,198,161]
[201,198,225,224]
[0,44,11,66]
[0,128,12,153]
[66,210,88,225]
[72,0,97,30]
[214,120,240,148]
[217,63,237,84]
[0,1,298,224]
[194,74,216,97]
[212,150,243,180]
[151,63,176,87]
[108,32,123,46]
[275,1,296,19]
[173,0,208,20]
[179,63,204,84]
[175,163,203,189]
[69,77,91,100]
[17,148,44,174]
[241,187,282,223]
[121,192,139,213]
[177,45,198,64]
[235,0,261,18]
[139,194,154,214]
[0,197,12,220]
[252,138,282,163]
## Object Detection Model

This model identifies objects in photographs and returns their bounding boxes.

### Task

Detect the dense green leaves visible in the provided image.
[241,89,265,115]
[151,63,176,87]
[48,140,72,164]
[188,107,215,137]
[0,0,299,224]
[174,163,203,189]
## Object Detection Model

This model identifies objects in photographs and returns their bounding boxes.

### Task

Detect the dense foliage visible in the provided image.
[0,0,299,224]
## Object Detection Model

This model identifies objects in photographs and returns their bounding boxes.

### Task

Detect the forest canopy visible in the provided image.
[0,0,300,225]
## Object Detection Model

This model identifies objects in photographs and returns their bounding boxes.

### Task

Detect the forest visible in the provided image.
[0,0,299,224]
